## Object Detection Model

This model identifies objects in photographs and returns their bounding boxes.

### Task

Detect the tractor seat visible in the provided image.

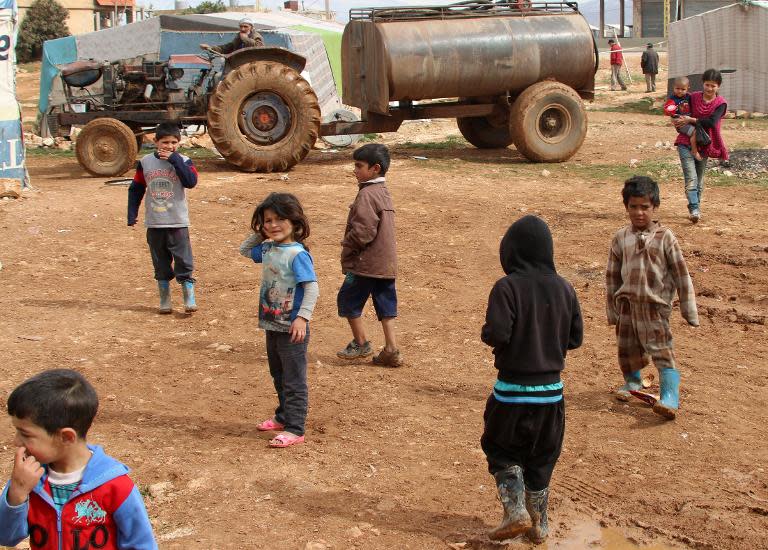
[60,60,103,88]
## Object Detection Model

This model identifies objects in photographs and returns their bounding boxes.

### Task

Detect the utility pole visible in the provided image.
[324,0,330,20]
[664,0,670,36]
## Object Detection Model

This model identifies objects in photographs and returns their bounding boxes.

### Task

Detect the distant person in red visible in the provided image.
[608,39,627,91]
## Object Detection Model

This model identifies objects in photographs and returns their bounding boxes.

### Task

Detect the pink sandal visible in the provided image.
[256,418,285,432]
[269,432,305,448]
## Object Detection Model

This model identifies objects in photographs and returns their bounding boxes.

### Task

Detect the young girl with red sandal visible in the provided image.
[239,193,318,448]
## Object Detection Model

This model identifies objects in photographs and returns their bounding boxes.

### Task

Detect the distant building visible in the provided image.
[630,0,736,37]
[17,0,139,35]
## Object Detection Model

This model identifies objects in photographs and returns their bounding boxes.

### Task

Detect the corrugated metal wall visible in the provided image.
[669,2,768,112]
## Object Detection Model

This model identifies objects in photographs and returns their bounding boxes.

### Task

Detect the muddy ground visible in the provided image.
[1,55,767,550]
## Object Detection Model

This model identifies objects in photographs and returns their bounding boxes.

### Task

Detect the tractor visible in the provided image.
[57,1,597,177]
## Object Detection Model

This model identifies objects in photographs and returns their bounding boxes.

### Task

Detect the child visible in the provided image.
[128,122,199,314]
[480,215,583,543]
[664,77,702,161]
[606,176,699,420]
[0,369,157,549]
[336,143,402,367]
[239,192,318,448]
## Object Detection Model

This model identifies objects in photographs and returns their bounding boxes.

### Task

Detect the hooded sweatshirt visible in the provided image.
[481,216,583,386]
[0,444,157,550]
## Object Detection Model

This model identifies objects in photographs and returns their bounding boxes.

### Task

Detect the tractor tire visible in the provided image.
[457,115,514,149]
[509,81,587,163]
[207,61,320,172]
[76,118,138,177]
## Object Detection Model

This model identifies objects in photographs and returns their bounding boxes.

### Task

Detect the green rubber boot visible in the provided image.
[525,487,549,543]
[157,280,172,314]
[489,465,531,541]
[181,280,197,313]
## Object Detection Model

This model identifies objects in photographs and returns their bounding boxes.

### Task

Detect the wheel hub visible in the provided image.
[239,92,291,145]
[93,134,120,164]
[536,104,572,144]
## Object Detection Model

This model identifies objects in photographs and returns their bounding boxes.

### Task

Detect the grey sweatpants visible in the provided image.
[146,227,194,283]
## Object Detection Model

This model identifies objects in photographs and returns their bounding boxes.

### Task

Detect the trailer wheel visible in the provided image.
[457,115,514,149]
[76,118,138,176]
[510,82,587,162]
[207,61,320,172]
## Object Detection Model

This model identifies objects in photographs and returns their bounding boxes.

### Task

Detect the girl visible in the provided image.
[672,68,729,224]
[239,193,318,448]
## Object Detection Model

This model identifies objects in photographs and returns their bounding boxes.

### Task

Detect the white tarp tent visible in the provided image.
[669,1,768,112]
[0,0,29,189]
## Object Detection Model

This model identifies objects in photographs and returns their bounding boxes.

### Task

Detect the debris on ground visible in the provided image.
[710,149,768,179]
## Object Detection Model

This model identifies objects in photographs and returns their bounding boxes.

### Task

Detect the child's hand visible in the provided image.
[157,148,173,161]
[289,317,307,343]
[7,447,44,506]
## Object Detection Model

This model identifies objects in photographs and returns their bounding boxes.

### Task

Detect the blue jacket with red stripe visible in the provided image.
[0,445,157,550]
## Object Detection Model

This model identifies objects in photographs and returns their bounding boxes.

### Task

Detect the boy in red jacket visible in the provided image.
[0,369,157,549]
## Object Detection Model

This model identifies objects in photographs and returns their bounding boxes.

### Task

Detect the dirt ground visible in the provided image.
[2,55,767,550]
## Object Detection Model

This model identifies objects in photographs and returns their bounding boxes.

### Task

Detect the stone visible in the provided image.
[723,170,734,177]
[0,178,21,199]
[304,542,329,550]
[541,169,551,177]
[629,158,639,168]
[42,137,55,147]
[148,481,172,498]
[346,526,364,538]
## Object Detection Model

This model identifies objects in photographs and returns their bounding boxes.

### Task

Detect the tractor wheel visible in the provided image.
[457,116,514,149]
[509,81,587,162]
[76,118,138,176]
[207,61,320,172]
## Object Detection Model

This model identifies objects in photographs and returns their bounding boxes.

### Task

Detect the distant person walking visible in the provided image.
[609,39,627,91]
[641,43,659,92]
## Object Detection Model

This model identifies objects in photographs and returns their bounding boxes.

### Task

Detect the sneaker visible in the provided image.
[372,348,403,368]
[337,340,373,359]
[689,209,701,223]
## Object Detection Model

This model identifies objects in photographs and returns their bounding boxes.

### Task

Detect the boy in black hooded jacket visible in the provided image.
[480,215,583,543]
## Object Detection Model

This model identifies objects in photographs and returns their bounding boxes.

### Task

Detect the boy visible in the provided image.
[336,143,402,367]
[128,122,199,314]
[664,77,702,160]
[606,176,699,420]
[0,369,157,549]
[480,215,583,543]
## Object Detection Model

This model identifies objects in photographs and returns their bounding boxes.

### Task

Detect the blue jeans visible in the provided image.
[265,328,309,436]
[677,145,707,213]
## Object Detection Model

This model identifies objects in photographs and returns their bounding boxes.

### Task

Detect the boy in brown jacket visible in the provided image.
[336,144,402,367]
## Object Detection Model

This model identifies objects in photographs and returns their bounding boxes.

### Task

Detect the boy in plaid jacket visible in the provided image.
[606,176,699,419]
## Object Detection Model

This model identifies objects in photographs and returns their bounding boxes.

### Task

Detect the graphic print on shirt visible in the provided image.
[146,169,177,213]
[259,244,300,332]
[72,497,108,526]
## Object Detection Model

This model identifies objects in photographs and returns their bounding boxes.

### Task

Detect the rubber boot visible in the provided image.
[615,370,643,401]
[181,280,197,313]
[653,368,680,419]
[488,465,530,541]
[157,280,172,314]
[525,487,549,544]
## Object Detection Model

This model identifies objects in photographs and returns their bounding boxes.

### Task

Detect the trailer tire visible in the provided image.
[76,118,138,177]
[457,115,514,149]
[207,61,320,172]
[510,82,586,162]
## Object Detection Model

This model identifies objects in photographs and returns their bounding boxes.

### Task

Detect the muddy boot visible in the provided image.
[615,370,642,401]
[157,280,172,314]
[488,465,530,541]
[181,280,198,313]
[653,368,680,419]
[525,487,549,544]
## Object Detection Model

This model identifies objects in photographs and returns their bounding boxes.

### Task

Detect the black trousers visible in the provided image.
[481,395,565,491]
[146,227,194,283]
[266,329,309,436]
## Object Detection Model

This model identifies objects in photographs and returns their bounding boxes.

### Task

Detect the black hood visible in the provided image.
[499,215,556,275]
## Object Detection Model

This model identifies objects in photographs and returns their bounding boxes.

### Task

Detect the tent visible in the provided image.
[39,13,343,135]
[0,0,29,188]
[668,0,768,112]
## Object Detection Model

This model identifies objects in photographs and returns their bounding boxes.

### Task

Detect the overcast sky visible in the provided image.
[139,0,632,26]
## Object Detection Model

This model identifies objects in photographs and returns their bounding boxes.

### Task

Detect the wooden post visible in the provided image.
[599,0,605,39]
[620,0,625,37]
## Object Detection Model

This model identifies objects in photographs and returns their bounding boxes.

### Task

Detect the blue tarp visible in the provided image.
[39,35,76,113]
